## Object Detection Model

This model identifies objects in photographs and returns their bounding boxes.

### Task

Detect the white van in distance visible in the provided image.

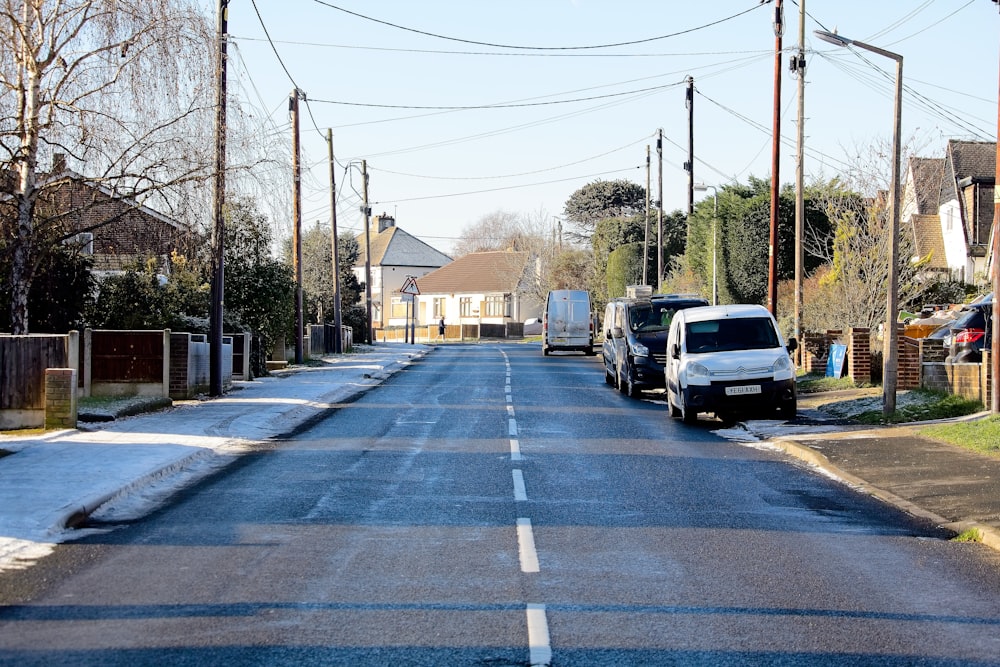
[543,289,595,356]
[665,304,797,423]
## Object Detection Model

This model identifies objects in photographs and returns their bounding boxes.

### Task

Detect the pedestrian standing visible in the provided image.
[437,317,446,342]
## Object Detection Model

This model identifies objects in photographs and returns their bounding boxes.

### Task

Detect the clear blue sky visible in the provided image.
[226,1,999,256]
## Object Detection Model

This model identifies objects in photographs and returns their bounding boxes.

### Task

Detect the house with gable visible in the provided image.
[413,250,541,333]
[353,214,452,331]
[2,153,195,278]
[937,140,995,283]
[901,140,996,284]
[901,155,949,276]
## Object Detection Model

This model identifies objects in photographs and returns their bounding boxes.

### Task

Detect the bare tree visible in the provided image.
[1,0,217,334]
[452,210,535,257]
[804,185,921,334]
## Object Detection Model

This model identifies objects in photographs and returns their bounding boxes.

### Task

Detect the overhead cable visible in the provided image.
[309,1,766,51]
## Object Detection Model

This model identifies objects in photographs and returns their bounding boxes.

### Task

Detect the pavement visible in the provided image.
[1,343,999,574]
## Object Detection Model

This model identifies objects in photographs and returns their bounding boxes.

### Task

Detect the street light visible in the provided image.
[814,28,903,419]
[693,183,718,305]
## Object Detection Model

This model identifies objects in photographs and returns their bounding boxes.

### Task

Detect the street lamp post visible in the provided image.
[694,183,718,305]
[815,29,903,419]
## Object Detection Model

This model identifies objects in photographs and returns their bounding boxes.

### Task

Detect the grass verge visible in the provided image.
[797,374,861,394]
[854,390,983,426]
[918,415,1000,457]
[952,528,983,543]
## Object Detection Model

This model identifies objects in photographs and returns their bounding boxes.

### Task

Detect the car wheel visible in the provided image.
[680,392,697,424]
[779,397,797,420]
[543,345,549,356]
[625,372,638,398]
[605,364,615,385]
[716,411,737,424]
[669,391,682,419]
[617,366,628,394]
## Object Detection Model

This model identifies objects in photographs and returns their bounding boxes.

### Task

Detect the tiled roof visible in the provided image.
[910,214,948,270]
[354,225,451,268]
[941,140,996,204]
[909,157,944,214]
[415,251,531,294]
[949,140,995,181]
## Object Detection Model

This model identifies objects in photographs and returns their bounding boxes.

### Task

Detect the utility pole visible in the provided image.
[290,89,304,364]
[992,0,1000,413]
[644,144,651,286]
[209,0,228,397]
[657,128,664,290]
[793,0,806,363]
[362,160,373,345]
[327,129,343,354]
[686,76,695,221]
[768,0,783,317]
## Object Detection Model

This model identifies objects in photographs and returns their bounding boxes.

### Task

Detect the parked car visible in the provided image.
[665,304,797,423]
[543,289,595,355]
[523,317,542,336]
[946,294,993,363]
[602,293,708,397]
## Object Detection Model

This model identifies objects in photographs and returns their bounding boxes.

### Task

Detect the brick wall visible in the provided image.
[169,333,189,397]
[922,362,985,403]
[44,368,77,429]
[34,177,196,272]
[848,328,871,384]
[897,335,921,390]
[801,332,827,374]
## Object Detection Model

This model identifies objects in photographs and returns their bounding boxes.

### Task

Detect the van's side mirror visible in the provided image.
[612,326,623,339]
[671,342,680,360]
[787,337,798,353]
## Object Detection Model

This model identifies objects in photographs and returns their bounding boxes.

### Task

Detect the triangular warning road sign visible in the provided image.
[400,276,420,295]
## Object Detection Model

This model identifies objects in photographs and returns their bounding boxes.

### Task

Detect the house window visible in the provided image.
[459,297,473,317]
[433,298,445,319]
[485,294,511,317]
[390,297,408,319]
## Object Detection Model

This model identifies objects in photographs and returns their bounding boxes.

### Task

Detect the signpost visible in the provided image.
[400,276,419,344]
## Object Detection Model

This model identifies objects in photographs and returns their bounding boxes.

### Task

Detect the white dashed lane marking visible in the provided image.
[516,518,540,573]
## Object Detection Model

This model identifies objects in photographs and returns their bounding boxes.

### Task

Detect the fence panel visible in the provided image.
[0,335,68,410]
[90,331,163,382]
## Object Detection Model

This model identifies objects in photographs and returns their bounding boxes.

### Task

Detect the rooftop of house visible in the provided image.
[946,139,996,183]
[908,157,945,215]
[415,251,531,295]
[354,216,451,269]
[910,213,949,270]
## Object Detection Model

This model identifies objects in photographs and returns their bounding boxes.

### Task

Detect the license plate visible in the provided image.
[725,384,761,396]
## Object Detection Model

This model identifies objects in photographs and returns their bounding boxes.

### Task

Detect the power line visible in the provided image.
[371,136,651,181]
[310,81,683,110]
[230,34,769,60]
[372,166,643,205]
[309,1,766,51]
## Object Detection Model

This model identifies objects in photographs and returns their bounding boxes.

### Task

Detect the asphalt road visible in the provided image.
[1,343,1000,666]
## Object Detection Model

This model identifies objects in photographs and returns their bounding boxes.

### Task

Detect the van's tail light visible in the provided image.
[955,329,985,344]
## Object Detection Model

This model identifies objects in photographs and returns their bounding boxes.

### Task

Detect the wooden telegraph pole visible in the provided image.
[768,0,783,317]
[209,0,228,397]
[328,130,343,354]
[290,89,304,364]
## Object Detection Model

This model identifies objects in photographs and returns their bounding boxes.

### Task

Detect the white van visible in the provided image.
[665,304,797,423]
[543,289,595,356]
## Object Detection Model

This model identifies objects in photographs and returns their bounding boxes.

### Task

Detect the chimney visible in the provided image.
[374,213,395,233]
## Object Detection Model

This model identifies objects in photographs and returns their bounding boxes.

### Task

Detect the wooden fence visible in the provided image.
[0,333,77,429]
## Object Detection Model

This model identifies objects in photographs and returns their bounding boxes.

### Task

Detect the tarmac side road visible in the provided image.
[2,344,999,574]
